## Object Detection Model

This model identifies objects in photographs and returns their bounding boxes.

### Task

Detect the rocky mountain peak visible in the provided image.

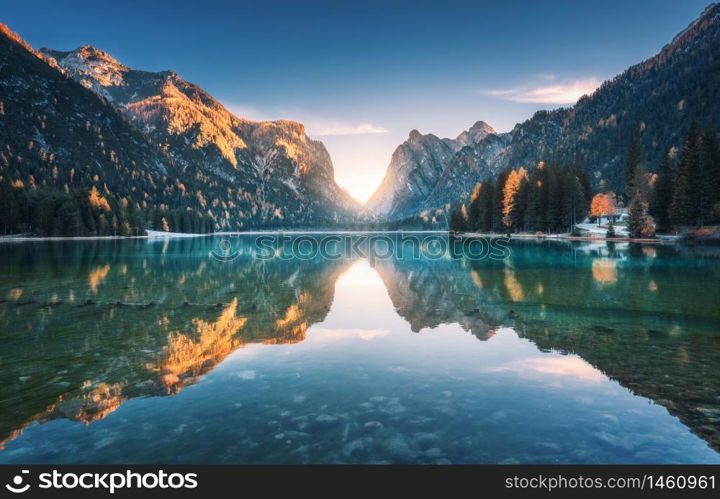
[41,45,129,95]
[38,41,357,223]
[455,120,496,147]
[408,129,423,142]
[669,2,719,48]
[367,4,720,222]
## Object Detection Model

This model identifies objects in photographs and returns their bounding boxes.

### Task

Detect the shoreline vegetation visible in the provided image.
[448,126,720,244]
[1,228,715,245]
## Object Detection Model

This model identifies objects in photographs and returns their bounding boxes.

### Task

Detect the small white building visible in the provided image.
[586,208,628,225]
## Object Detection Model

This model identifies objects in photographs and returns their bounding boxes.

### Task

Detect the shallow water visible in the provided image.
[0,236,719,463]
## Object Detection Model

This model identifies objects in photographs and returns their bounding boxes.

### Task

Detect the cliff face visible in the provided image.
[363,129,462,218]
[40,45,358,227]
[0,22,358,235]
[367,4,720,219]
[0,25,175,206]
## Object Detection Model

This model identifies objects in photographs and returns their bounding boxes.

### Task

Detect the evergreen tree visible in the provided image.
[571,156,593,207]
[671,125,701,227]
[33,195,56,236]
[649,151,674,233]
[627,195,646,238]
[513,175,529,231]
[0,181,19,234]
[627,161,653,238]
[469,180,495,232]
[524,164,548,232]
[567,174,588,231]
[606,222,616,238]
[547,164,570,232]
[700,126,720,223]
[625,126,644,198]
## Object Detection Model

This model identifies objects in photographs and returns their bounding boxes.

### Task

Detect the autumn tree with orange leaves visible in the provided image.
[590,192,617,225]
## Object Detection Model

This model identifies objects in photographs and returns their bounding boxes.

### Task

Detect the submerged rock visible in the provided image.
[343,437,372,457]
[587,325,616,334]
[315,414,339,423]
[363,421,384,431]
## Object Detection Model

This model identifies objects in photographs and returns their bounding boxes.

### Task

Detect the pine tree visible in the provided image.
[649,151,674,233]
[625,126,644,198]
[606,222,616,238]
[571,156,593,207]
[513,174,529,231]
[627,195,646,238]
[568,174,588,231]
[524,163,548,232]
[0,181,19,234]
[449,209,461,232]
[33,195,55,236]
[547,164,569,232]
[671,125,701,227]
[627,161,653,238]
[700,126,720,224]
[469,180,495,232]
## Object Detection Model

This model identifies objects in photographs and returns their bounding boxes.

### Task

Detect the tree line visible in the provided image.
[648,125,720,233]
[450,124,720,237]
[0,182,214,236]
[450,162,592,234]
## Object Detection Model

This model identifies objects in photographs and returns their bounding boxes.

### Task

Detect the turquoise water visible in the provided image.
[0,235,718,463]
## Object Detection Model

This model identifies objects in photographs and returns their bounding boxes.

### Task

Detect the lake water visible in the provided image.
[0,235,719,464]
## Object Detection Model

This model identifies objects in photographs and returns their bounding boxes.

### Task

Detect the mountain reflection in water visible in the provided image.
[0,236,718,463]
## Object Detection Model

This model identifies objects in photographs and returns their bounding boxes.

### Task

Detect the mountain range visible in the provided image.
[0,25,356,233]
[1,3,719,231]
[366,3,720,220]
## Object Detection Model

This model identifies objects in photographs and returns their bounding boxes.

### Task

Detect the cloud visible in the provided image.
[311,123,389,136]
[484,77,602,105]
[484,356,607,383]
[310,328,390,341]
[223,102,388,137]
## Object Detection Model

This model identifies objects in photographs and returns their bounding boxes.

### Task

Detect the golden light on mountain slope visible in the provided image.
[126,80,247,167]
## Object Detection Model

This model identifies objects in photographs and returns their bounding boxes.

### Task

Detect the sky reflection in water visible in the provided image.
[0,236,718,463]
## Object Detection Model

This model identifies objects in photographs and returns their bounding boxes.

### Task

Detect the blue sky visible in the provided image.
[3,0,712,201]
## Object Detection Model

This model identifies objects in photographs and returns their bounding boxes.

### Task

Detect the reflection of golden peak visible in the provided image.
[53,382,125,425]
[0,427,25,451]
[264,322,308,345]
[158,298,247,393]
[504,268,524,302]
[88,264,110,294]
[275,304,302,329]
[0,262,349,450]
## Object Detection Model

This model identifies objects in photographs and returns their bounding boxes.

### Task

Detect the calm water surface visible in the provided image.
[0,236,719,463]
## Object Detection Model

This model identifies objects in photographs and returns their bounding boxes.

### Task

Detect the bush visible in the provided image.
[606,223,616,238]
